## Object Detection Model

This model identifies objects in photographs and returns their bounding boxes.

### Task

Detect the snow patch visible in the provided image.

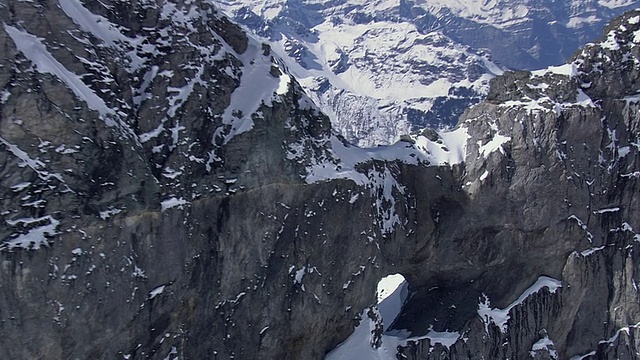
[421,327,463,348]
[58,0,129,47]
[0,90,10,103]
[11,182,31,192]
[376,274,408,330]
[532,63,579,77]
[530,336,558,359]
[5,25,116,122]
[297,126,468,234]
[148,285,166,300]
[414,127,470,166]
[325,307,402,360]
[2,216,60,251]
[217,42,291,145]
[593,207,620,214]
[598,0,636,9]
[303,128,468,186]
[99,207,122,220]
[478,276,562,333]
[327,272,462,359]
[376,274,405,303]
[276,74,291,95]
[294,266,306,285]
[161,197,188,211]
[566,15,599,29]
[580,245,606,256]
[478,133,510,158]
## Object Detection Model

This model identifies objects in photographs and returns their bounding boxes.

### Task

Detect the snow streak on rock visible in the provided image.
[478,276,562,333]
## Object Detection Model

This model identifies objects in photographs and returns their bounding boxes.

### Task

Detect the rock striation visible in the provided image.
[0,1,640,360]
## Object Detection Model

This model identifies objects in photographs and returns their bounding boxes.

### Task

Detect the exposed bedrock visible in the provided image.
[1,0,640,359]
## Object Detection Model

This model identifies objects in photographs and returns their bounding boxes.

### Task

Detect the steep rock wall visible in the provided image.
[1,0,640,359]
[392,11,640,360]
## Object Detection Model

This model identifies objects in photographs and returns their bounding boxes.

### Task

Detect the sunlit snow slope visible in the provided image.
[216,0,638,147]
[216,0,504,147]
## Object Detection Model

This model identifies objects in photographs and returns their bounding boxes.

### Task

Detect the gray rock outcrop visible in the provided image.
[391,10,640,360]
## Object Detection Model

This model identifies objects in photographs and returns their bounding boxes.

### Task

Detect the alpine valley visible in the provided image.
[1,0,640,360]
[217,0,639,147]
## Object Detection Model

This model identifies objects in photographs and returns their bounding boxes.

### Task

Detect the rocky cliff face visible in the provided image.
[388,10,640,360]
[0,0,357,358]
[1,1,640,360]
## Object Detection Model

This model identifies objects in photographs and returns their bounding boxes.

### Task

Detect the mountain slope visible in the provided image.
[217,0,505,147]
[415,0,639,68]
[0,0,345,357]
[217,0,638,147]
[1,0,640,359]
[327,9,640,359]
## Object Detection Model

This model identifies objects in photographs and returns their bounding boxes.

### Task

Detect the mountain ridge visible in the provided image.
[1,0,640,359]
[217,0,639,147]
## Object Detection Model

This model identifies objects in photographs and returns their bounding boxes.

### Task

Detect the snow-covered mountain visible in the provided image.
[3,0,640,359]
[416,0,640,68]
[216,0,505,147]
[216,0,638,146]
